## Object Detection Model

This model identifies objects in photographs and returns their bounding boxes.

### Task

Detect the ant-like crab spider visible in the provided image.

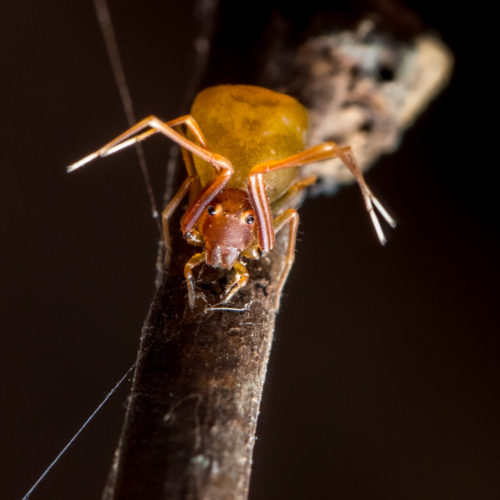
[68,84,396,308]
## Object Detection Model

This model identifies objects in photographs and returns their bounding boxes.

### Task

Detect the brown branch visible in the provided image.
[102,226,288,500]
[102,2,452,499]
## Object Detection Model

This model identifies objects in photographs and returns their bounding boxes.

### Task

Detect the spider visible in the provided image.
[68,84,395,308]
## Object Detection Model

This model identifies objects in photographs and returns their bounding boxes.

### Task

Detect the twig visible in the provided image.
[103,227,287,500]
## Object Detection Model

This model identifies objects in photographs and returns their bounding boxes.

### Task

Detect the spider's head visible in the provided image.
[198,188,257,269]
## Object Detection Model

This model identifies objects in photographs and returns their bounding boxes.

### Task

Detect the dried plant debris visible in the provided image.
[266,20,453,193]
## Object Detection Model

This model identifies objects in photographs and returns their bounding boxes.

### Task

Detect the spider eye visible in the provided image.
[245,215,255,224]
[207,206,216,216]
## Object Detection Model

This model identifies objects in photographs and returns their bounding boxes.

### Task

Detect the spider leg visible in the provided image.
[67,114,209,171]
[219,261,250,305]
[247,142,395,251]
[162,177,196,265]
[101,115,208,158]
[184,251,206,309]
[272,209,299,298]
[68,114,234,233]
[242,176,316,261]
[337,146,397,244]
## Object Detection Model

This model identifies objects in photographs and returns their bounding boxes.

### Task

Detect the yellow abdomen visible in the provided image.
[189,85,308,202]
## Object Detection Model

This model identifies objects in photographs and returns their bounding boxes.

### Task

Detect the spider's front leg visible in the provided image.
[67,114,209,172]
[219,261,250,306]
[184,254,249,309]
[247,142,396,251]
[68,114,235,236]
[184,252,206,309]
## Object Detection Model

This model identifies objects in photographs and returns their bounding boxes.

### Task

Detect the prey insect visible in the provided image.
[68,84,395,308]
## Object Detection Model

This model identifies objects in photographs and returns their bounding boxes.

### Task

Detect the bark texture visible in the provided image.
[103,231,287,500]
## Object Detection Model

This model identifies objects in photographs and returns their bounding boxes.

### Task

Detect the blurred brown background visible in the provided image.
[1,1,498,499]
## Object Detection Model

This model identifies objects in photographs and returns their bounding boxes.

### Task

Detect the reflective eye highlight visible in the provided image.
[207,206,216,216]
[245,215,255,224]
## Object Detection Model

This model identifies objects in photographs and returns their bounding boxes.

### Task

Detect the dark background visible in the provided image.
[1,1,498,499]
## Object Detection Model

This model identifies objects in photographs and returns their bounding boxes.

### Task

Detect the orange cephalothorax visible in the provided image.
[196,188,257,269]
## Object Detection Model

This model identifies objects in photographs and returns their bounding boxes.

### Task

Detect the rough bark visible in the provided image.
[102,2,452,499]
